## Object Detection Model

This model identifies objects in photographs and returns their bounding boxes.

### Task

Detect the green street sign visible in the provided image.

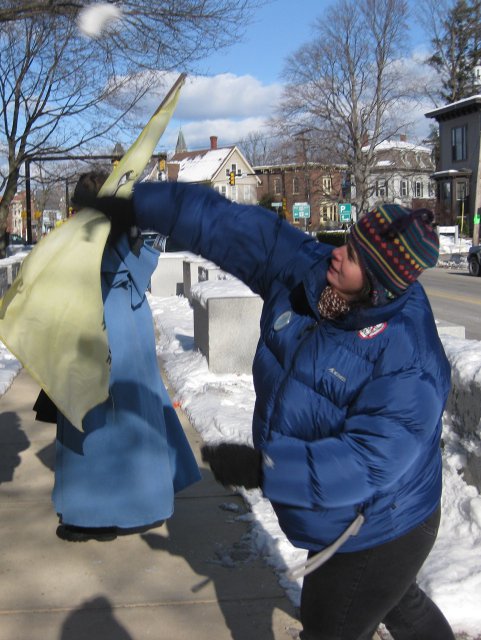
[474,215,481,224]
[339,203,352,222]
[293,202,311,219]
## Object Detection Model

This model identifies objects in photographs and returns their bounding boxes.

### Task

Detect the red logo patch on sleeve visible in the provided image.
[358,322,388,339]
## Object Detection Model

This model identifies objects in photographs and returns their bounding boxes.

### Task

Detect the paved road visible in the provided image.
[420,267,481,340]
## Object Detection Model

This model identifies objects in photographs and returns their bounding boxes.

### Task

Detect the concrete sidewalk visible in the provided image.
[0,370,299,640]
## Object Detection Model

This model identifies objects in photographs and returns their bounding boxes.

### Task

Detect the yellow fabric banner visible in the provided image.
[0,74,186,429]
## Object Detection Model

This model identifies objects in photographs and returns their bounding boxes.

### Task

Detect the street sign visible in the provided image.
[339,203,352,222]
[271,202,282,208]
[293,202,311,219]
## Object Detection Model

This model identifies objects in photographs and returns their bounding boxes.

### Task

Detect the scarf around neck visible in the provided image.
[317,285,351,320]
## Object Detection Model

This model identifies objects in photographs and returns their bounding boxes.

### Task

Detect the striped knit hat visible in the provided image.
[349,204,439,300]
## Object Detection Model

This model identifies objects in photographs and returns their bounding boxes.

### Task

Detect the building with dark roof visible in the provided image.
[426,95,481,242]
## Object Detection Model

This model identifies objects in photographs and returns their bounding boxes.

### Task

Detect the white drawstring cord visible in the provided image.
[287,513,365,580]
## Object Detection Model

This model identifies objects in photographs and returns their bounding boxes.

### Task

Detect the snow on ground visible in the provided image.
[0,342,23,396]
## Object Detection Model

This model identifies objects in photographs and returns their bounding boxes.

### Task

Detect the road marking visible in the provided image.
[424,289,481,306]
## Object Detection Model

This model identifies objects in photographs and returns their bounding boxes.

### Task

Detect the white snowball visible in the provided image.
[77,3,122,38]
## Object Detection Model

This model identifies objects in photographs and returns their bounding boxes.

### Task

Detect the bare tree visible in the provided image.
[238,130,274,166]
[0,0,264,252]
[274,0,413,216]
[238,130,294,166]
[0,1,81,23]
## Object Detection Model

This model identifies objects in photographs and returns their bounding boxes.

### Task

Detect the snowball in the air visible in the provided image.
[77,3,122,38]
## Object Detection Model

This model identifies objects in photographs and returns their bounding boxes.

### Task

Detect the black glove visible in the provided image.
[201,443,262,490]
[90,195,137,245]
[33,389,57,423]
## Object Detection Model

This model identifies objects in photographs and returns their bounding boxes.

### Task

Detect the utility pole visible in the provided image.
[25,160,32,243]
[294,129,311,231]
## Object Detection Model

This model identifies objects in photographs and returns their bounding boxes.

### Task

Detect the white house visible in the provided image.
[167,135,260,205]
[365,138,436,211]
[8,192,24,237]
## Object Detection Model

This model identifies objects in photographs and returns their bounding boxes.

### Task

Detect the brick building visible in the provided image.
[254,163,345,230]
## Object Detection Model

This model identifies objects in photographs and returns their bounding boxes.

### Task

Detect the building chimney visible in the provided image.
[210,135,218,150]
[400,134,407,142]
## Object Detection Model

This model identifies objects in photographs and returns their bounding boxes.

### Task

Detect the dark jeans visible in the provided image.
[299,507,455,640]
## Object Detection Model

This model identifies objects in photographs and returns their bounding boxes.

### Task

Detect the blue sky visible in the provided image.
[200,0,326,84]
[128,0,433,154]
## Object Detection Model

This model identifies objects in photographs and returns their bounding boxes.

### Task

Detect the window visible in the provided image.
[451,125,467,161]
[322,176,332,192]
[243,185,252,201]
[221,185,227,197]
[292,176,300,194]
[456,181,467,201]
[376,180,388,197]
[274,178,282,195]
[230,185,238,202]
[414,181,423,198]
[441,181,451,205]
[320,203,335,221]
[428,182,436,198]
[400,180,408,197]
[227,162,242,176]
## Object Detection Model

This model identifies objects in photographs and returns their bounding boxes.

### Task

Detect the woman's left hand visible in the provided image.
[201,443,262,489]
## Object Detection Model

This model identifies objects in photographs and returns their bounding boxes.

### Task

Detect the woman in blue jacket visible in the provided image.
[94,183,454,639]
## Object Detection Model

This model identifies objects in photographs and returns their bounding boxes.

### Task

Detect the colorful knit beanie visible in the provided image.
[349,204,439,303]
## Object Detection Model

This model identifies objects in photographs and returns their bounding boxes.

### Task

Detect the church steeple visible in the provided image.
[175,128,187,154]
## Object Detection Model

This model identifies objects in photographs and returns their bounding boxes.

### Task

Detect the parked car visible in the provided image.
[468,245,481,277]
[140,231,159,248]
[141,231,184,252]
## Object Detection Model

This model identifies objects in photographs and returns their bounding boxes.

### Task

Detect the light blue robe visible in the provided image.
[52,235,200,528]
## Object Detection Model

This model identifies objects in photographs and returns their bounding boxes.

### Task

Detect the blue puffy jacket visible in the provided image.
[133,182,451,553]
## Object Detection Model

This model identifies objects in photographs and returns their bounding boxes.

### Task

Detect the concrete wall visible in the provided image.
[446,378,481,490]
[183,256,208,303]
[198,262,229,283]
[9,261,21,285]
[442,336,481,493]
[191,279,263,375]
[150,252,195,297]
[0,260,22,298]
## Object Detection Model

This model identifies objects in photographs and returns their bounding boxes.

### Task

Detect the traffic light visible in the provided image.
[229,171,236,185]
